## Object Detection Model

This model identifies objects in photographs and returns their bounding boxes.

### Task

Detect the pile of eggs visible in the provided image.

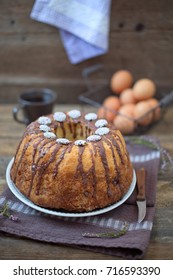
[97,70,161,134]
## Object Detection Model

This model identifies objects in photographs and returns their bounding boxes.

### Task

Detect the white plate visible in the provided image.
[6,158,136,217]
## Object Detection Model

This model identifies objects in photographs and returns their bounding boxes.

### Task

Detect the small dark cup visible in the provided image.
[13,88,57,125]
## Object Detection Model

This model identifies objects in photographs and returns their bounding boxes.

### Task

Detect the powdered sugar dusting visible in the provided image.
[74,140,87,146]
[95,127,110,135]
[39,125,51,132]
[43,132,56,139]
[87,135,101,142]
[68,110,81,119]
[53,112,66,122]
[85,113,97,121]
[95,119,108,128]
[38,116,51,125]
[56,138,70,145]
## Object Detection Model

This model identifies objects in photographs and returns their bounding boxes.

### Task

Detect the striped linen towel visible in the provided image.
[30,0,112,64]
[0,137,161,259]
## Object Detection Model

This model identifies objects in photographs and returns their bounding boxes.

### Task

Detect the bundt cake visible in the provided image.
[10,109,134,212]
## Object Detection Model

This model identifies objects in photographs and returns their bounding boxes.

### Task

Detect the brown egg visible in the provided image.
[103,96,121,112]
[147,98,161,121]
[97,106,115,122]
[134,101,153,126]
[100,96,121,122]
[118,104,136,118]
[113,115,135,134]
[120,88,136,105]
[110,70,133,94]
[133,79,156,101]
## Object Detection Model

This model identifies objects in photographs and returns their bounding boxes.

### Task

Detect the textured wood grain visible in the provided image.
[0,0,173,103]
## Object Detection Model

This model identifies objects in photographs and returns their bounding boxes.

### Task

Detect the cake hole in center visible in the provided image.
[55,122,92,141]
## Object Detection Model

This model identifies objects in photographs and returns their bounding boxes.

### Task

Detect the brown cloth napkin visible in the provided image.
[0,137,161,259]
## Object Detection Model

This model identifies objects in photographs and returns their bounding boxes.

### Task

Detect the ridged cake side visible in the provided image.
[10,111,133,212]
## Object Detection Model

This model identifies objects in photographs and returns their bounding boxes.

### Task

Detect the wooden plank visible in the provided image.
[0,0,173,101]
[152,209,173,242]
[0,31,173,81]
[0,139,21,156]
[110,0,173,31]
[1,0,173,34]
[0,1,173,103]
[156,181,173,208]
[0,84,86,104]
[0,82,172,104]
[0,104,85,114]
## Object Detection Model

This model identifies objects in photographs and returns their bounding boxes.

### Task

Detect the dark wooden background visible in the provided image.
[0,0,173,104]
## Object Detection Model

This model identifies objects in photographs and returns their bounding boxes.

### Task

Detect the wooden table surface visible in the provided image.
[0,104,173,260]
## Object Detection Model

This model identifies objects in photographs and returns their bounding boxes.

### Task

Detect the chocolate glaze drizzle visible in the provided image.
[74,145,87,193]
[28,137,57,196]
[33,141,60,196]
[103,136,124,196]
[53,144,73,180]
[13,134,41,182]
[88,147,97,198]
[11,111,130,205]
[95,140,112,197]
